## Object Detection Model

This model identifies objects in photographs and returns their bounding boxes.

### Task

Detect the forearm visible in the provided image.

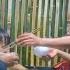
[57,50,70,61]
[39,36,70,48]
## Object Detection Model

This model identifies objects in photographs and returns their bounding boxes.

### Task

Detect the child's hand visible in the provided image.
[0,52,19,64]
[47,48,58,58]
[42,48,58,59]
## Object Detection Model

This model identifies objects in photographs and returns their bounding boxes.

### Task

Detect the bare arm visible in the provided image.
[57,49,70,61]
[39,36,70,48]
[46,48,70,61]
[17,33,70,49]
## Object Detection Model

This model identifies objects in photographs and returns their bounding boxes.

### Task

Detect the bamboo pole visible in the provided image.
[31,0,37,66]
[21,0,28,65]
[0,0,2,28]
[4,0,8,30]
[1,0,5,28]
[36,0,42,66]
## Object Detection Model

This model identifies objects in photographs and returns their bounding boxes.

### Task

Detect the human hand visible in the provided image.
[42,48,58,60]
[0,48,10,53]
[10,64,28,70]
[0,52,19,64]
[46,48,58,58]
[16,33,41,46]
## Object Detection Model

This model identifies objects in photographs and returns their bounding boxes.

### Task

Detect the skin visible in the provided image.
[0,41,27,70]
[16,33,70,49]
[45,48,70,61]
[0,52,19,65]
[16,33,70,61]
[0,41,19,65]
[10,64,28,70]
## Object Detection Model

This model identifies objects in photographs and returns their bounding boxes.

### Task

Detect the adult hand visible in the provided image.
[16,33,41,46]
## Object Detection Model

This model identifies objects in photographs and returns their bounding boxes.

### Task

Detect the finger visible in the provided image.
[47,52,56,58]
[17,39,32,45]
[16,36,32,43]
[18,40,34,46]
[24,42,34,46]
[18,33,31,38]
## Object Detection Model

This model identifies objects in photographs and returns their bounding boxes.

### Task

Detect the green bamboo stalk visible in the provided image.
[14,0,20,63]
[10,0,18,55]
[33,0,39,66]
[47,0,55,67]
[43,0,50,66]
[54,0,60,37]
[54,0,61,66]
[10,0,16,41]
[62,0,69,59]
[20,0,26,65]
[43,0,49,38]
[58,0,63,37]
[27,0,33,66]
[21,0,28,66]
[4,0,8,30]
[54,0,63,65]
[26,0,33,66]
[51,0,56,37]
[16,0,22,61]
[1,0,5,28]
[32,0,38,66]
[40,0,45,67]
[50,0,56,66]
[34,0,39,35]
[36,0,42,66]
[54,0,62,37]
[62,0,69,35]
[45,0,50,38]
[0,0,2,28]
[31,0,38,66]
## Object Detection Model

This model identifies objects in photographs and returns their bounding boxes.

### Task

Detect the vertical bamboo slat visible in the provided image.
[36,0,42,66]
[62,0,68,35]
[31,0,37,66]
[43,0,49,38]
[47,0,54,67]
[43,0,49,66]
[21,0,27,65]
[14,0,20,59]
[54,0,62,66]
[4,0,8,30]
[45,0,50,37]
[1,0,5,28]
[54,0,60,37]
[58,0,63,37]
[10,0,16,41]
[0,0,2,28]
[21,0,28,65]
[50,0,56,66]
[62,0,69,57]
[1,0,69,67]
[40,0,45,67]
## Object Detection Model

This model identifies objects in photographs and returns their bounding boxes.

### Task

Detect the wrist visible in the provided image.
[38,38,47,46]
[56,49,62,55]
[37,38,43,45]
